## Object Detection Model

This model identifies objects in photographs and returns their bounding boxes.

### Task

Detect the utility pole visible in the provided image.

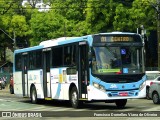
[140,25,146,44]
[13,31,16,49]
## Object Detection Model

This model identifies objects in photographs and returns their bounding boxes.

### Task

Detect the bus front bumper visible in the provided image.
[87,85,146,101]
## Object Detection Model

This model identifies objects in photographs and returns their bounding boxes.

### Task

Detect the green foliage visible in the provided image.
[113,4,130,31]
[113,0,156,33]
[129,0,156,32]
[29,11,66,45]
[9,15,29,36]
[0,0,159,47]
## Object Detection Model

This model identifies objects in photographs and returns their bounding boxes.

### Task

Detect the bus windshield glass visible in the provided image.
[92,46,143,75]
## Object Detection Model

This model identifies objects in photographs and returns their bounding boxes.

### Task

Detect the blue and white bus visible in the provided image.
[13,32,146,108]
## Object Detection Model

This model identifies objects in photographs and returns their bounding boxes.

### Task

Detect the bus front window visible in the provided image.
[92,46,143,75]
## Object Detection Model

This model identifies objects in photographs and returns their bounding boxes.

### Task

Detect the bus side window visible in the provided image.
[52,47,63,67]
[64,46,72,66]
[71,45,76,66]
[71,54,76,65]
[64,54,70,65]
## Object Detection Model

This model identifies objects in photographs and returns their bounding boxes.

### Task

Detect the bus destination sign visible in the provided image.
[100,36,133,42]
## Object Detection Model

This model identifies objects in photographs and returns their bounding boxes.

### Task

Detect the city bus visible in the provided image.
[13,32,146,108]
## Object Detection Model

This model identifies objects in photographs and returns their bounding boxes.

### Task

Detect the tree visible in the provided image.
[129,0,156,32]
[85,0,121,34]
[29,11,67,45]
[129,0,157,67]
[0,0,31,63]
[26,0,41,8]
[113,4,132,31]
[50,0,88,36]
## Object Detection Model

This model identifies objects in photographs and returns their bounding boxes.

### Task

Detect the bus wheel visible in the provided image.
[70,87,82,108]
[115,99,127,108]
[31,86,37,104]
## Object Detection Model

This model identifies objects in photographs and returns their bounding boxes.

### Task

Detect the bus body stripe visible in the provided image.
[53,83,61,99]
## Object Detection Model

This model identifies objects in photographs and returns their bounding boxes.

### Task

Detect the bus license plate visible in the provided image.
[119,92,128,96]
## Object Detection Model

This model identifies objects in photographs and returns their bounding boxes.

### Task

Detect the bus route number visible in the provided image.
[112,37,129,42]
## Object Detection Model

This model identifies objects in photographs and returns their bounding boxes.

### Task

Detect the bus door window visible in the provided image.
[71,45,76,66]
[64,45,76,66]
[80,50,85,74]
[52,47,63,67]
[45,51,50,72]
[79,44,87,80]
[64,46,71,65]
[78,44,88,98]
[22,54,28,97]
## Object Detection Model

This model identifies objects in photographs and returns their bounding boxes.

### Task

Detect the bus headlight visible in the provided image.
[139,81,146,91]
[93,82,106,92]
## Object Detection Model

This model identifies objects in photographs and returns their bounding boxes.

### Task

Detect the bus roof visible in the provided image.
[96,32,139,35]
[39,37,79,47]
[39,32,139,47]
[14,32,140,54]
[14,45,43,54]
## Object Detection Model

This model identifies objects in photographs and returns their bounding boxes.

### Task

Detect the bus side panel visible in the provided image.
[50,68,78,100]
[50,69,62,99]
[28,70,44,99]
[61,68,78,100]
[14,71,23,97]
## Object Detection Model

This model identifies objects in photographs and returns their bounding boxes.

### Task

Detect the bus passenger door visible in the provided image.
[78,41,89,99]
[43,48,51,98]
[22,53,28,97]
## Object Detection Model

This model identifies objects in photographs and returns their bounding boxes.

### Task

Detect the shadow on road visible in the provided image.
[20,99,132,110]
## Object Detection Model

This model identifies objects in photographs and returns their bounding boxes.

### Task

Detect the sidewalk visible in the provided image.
[0,84,10,94]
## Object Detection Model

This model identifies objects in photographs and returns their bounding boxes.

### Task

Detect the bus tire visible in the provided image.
[30,86,37,104]
[115,99,127,108]
[70,87,82,108]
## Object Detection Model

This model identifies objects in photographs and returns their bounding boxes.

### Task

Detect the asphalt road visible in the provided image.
[0,86,160,120]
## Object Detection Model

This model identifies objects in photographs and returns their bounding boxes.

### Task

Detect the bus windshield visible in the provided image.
[92,46,143,75]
